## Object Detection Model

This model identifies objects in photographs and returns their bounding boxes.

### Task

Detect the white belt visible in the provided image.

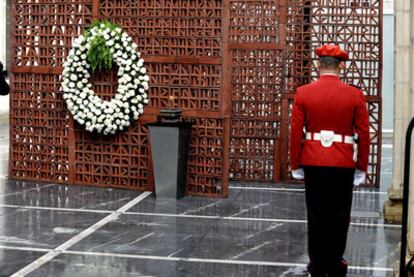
[306,131,357,162]
[305,132,354,144]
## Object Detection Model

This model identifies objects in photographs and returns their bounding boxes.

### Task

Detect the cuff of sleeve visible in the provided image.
[356,164,367,172]
[290,164,300,171]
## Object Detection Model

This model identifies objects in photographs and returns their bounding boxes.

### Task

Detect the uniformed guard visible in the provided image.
[289,44,370,277]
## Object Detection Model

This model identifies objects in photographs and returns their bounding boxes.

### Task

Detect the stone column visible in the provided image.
[407,0,414,262]
[384,0,411,223]
[387,0,414,275]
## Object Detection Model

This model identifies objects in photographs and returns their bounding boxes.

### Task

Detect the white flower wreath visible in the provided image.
[61,22,149,135]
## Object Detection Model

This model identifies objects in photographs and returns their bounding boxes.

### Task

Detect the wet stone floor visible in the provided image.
[0,124,400,276]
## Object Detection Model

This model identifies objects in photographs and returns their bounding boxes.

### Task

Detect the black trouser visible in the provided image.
[303,166,355,277]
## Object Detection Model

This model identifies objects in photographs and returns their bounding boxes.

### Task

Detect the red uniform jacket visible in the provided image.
[289,75,370,171]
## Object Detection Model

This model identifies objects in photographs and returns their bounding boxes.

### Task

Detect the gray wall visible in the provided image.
[382,14,394,131]
[6,0,10,68]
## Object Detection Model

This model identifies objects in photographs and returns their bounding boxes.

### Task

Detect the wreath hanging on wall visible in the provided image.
[62,21,149,135]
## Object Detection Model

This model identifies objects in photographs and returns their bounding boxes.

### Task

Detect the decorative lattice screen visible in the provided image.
[9,0,382,197]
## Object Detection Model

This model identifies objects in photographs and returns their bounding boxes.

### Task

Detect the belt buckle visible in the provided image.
[320,130,335,147]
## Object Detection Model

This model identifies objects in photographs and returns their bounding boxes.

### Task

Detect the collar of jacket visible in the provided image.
[319,74,340,80]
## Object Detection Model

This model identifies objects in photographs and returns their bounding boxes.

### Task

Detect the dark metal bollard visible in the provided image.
[147,109,193,199]
[400,117,414,277]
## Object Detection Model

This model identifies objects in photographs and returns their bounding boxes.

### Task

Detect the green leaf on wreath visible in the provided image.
[84,20,122,72]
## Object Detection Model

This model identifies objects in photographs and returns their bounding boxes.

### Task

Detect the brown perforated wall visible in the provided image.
[9,0,382,196]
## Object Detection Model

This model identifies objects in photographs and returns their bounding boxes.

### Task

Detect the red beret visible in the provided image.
[316,44,349,61]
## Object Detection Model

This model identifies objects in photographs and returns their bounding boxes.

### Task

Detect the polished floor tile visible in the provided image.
[27,253,391,277]
[67,213,399,269]
[0,208,106,249]
[130,189,389,224]
[28,253,309,277]
[0,248,45,277]
[0,180,142,211]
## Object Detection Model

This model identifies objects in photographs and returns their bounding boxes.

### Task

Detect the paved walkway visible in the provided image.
[0,124,399,276]
[0,95,8,125]
[0,95,8,113]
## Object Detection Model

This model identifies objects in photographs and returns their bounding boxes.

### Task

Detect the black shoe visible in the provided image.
[326,259,348,277]
[307,262,327,277]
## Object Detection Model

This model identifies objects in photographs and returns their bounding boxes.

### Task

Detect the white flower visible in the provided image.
[70,74,78,81]
[140,67,147,74]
